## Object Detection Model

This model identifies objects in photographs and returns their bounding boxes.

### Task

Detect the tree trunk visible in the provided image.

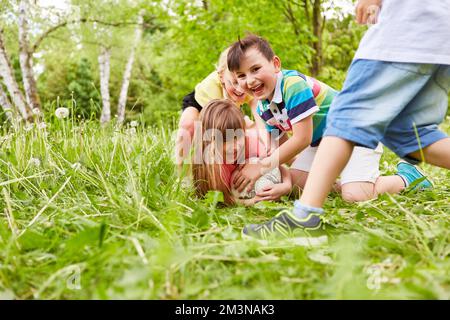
[117,11,144,124]
[311,0,323,77]
[0,83,13,120]
[98,46,111,124]
[18,0,40,110]
[0,29,30,120]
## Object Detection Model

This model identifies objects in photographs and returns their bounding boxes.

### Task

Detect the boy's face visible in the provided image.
[233,47,281,101]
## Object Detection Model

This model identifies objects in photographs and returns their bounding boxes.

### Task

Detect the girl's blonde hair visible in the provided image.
[192,99,245,205]
[216,47,230,76]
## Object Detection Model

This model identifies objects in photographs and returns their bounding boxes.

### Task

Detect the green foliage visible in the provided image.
[2,0,369,124]
[66,58,101,118]
[39,56,100,119]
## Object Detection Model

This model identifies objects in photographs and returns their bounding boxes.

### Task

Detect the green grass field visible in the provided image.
[0,115,449,300]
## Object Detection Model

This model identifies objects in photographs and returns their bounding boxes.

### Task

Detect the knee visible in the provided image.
[341,184,376,203]
[342,191,368,203]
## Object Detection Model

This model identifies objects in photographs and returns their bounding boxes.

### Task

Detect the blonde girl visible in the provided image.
[176,48,259,168]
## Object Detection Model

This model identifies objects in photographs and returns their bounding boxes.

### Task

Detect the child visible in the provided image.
[176,48,260,169]
[192,99,292,205]
[226,34,431,210]
[242,0,450,239]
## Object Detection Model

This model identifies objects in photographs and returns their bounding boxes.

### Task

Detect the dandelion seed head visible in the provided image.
[71,162,82,170]
[32,108,41,115]
[55,107,69,119]
[130,120,138,128]
[29,158,41,167]
[126,127,137,135]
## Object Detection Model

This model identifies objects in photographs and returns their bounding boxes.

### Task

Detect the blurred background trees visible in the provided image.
[0,0,373,125]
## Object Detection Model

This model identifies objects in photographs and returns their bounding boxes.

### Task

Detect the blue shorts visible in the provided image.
[324,59,450,161]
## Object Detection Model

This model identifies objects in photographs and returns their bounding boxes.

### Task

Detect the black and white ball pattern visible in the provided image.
[231,166,282,200]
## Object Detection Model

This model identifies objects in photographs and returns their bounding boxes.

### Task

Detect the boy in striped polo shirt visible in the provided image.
[228,34,430,208]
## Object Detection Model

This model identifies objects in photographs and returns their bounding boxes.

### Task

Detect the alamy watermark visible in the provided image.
[174,120,282,166]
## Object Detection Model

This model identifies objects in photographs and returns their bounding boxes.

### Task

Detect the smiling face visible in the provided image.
[223,135,245,164]
[220,70,247,105]
[233,47,281,101]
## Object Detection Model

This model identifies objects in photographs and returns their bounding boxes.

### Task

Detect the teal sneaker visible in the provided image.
[396,161,433,191]
[242,209,323,240]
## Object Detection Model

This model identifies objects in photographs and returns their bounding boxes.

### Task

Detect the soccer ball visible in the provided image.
[231,166,282,200]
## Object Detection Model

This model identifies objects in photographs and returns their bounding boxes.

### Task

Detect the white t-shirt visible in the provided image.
[355,0,450,65]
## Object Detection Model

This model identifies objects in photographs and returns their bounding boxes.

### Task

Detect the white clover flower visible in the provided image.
[71,162,82,170]
[126,127,137,135]
[55,107,69,119]
[32,108,41,115]
[0,134,12,144]
[29,158,41,167]
[24,123,34,131]
[125,144,133,155]
[38,122,47,130]
[130,120,138,128]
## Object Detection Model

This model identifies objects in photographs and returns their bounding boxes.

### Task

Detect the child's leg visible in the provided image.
[289,146,315,194]
[339,144,405,202]
[289,168,309,196]
[381,65,450,169]
[341,177,405,202]
[298,61,436,208]
[175,107,199,170]
[407,137,450,169]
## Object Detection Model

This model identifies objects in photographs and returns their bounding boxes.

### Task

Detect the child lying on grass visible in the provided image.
[192,99,292,205]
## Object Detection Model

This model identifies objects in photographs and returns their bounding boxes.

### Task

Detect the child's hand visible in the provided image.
[233,163,263,193]
[255,183,290,202]
[355,0,381,25]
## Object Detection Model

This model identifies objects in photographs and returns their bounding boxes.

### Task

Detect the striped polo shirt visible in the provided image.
[256,69,338,146]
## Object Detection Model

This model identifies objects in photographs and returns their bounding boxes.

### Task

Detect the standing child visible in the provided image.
[242,0,450,239]
[226,34,431,213]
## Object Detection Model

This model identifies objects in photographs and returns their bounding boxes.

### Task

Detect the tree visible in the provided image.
[98,46,111,123]
[117,10,144,124]
[0,28,31,119]
[0,82,13,120]
[18,0,40,110]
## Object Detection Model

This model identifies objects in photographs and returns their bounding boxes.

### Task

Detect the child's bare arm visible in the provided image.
[254,166,292,202]
[252,109,271,151]
[233,116,312,193]
[279,165,292,190]
[260,115,313,173]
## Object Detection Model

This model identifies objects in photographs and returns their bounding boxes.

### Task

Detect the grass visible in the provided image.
[0,113,449,300]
